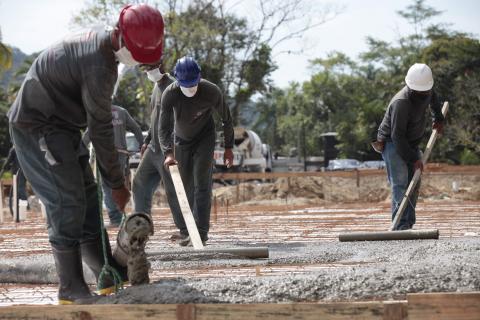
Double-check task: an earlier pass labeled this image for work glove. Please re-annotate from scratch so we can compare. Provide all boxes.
[140,144,148,158]
[111,185,131,212]
[163,152,178,169]
[224,148,234,168]
[414,159,424,173]
[432,121,444,135]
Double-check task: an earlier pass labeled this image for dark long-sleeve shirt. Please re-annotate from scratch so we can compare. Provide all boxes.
[158,79,234,154]
[83,105,143,152]
[377,86,445,163]
[0,147,19,176]
[144,74,175,153]
[7,27,124,188]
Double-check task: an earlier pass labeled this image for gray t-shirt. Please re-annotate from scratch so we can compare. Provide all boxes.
[83,105,143,152]
[159,79,234,154]
[8,27,123,188]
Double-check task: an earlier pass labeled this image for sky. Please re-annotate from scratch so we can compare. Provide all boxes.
[0,0,478,88]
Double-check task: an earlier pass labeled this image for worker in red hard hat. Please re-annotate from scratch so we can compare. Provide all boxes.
[7,3,164,304]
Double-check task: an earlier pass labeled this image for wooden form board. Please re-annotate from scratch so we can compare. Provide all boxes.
[408,292,480,320]
[169,165,204,250]
[0,292,478,320]
[0,301,407,320]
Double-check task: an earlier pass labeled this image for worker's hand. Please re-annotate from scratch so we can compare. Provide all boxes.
[111,185,131,212]
[163,152,177,169]
[433,121,444,135]
[224,148,234,168]
[140,144,148,158]
[414,159,424,173]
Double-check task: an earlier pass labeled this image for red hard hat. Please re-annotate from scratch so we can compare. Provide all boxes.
[118,4,164,64]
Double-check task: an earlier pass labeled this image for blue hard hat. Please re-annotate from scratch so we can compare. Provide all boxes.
[174,56,201,87]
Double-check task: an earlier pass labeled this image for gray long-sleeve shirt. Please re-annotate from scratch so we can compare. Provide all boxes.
[144,74,175,153]
[158,79,234,154]
[377,86,445,163]
[83,105,143,152]
[7,27,124,188]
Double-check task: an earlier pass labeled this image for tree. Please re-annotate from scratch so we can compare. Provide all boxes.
[0,27,13,71]
[71,0,342,125]
[422,35,480,163]
[254,0,479,165]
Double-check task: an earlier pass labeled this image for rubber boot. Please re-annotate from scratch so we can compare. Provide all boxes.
[81,231,128,295]
[51,244,92,305]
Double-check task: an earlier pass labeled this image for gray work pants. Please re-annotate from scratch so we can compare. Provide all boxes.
[132,147,186,234]
[10,125,101,247]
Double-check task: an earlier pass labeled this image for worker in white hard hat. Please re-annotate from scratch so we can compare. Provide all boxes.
[375,63,445,230]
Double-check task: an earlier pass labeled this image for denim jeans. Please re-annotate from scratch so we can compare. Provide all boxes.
[382,141,420,229]
[10,125,101,247]
[101,153,128,224]
[174,127,215,240]
[132,147,186,234]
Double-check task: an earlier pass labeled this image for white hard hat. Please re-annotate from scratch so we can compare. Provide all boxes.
[405,63,434,91]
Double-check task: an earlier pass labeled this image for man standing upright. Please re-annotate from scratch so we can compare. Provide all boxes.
[8,4,165,304]
[159,56,234,245]
[132,62,186,240]
[376,63,445,230]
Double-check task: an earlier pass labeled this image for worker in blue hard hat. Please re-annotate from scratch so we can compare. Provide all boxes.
[159,56,234,246]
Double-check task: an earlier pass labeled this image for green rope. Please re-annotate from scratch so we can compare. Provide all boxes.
[95,160,123,293]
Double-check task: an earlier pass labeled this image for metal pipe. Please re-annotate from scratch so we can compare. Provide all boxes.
[338,229,439,242]
[147,246,269,259]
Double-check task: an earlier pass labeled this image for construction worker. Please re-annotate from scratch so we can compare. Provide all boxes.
[83,105,143,227]
[375,63,445,230]
[7,4,165,304]
[132,62,186,242]
[159,56,234,246]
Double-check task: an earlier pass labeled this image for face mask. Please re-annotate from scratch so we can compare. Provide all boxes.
[146,68,164,82]
[409,89,431,104]
[114,36,139,67]
[180,85,198,97]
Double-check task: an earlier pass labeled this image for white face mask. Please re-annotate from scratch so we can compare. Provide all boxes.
[114,36,139,67]
[180,85,198,97]
[146,68,164,82]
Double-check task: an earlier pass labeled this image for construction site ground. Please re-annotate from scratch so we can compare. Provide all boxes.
[0,165,479,316]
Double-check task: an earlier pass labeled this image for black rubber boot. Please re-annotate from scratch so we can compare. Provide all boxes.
[81,231,128,295]
[51,244,92,305]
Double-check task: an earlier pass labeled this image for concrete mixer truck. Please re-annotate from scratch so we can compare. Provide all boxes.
[214,127,272,172]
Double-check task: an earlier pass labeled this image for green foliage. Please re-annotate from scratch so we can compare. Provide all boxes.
[257,0,479,164]
[459,148,480,165]
[0,27,13,70]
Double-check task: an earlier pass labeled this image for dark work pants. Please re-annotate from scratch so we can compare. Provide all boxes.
[175,127,215,239]
[10,125,101,247]
[132,147,186,234]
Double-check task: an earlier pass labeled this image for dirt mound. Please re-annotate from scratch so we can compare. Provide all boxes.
[212,171,480,206]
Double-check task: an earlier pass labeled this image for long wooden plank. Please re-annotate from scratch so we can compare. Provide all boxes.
[390,102,449,230]
[408,292,480,320]
[169,164,204,250]
[0,302,406,320]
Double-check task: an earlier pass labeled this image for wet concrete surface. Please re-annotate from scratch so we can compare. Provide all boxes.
[0,201,479,305]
